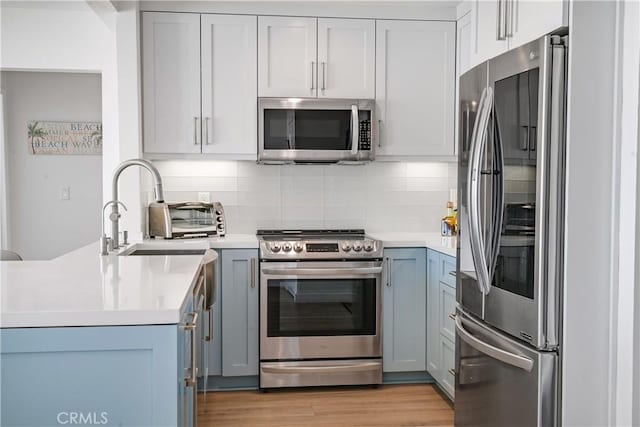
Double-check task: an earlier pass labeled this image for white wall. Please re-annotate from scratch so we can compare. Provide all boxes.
[1,71,102,260]
[143,161,457,234]
[0,1,146,243]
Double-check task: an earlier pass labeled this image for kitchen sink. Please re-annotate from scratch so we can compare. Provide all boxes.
[118,243,218,306]
[122,248,206,256]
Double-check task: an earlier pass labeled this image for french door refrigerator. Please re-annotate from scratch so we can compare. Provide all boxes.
[456,35,568,427]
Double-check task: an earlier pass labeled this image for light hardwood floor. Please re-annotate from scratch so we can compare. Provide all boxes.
[197,384,453,426]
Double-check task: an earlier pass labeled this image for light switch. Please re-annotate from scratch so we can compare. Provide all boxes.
[198,192,211,203]
[60,186,70,200]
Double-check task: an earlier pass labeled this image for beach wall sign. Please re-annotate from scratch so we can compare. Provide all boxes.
[27,121,102,155]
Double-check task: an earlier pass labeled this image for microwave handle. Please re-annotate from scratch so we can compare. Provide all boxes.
[350,105,359,155]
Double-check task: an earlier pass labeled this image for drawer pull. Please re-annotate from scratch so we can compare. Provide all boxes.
[449,313,456,321]
[448,271,457,277]
[448,368,456,376]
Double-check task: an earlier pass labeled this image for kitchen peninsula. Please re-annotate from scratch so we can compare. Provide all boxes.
[0,236,255,426]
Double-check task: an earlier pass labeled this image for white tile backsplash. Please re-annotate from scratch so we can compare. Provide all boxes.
[143,161,457,234]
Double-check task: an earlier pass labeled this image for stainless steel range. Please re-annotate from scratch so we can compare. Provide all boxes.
[257,229,383,389]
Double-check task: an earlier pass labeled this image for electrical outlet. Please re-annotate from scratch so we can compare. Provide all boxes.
[60,186,70,200]
[198,192,211,203]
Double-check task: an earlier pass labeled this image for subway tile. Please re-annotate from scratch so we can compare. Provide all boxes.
[237,161,281,178]
[405,162,449,178]
[406,177,450,192]
[162,176,237,192]
[154,160,238,177]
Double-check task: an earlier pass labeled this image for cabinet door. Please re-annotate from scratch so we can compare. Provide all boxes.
[202,254,222,379]
[221,249,259,377]
[317,18,375,99]
[457,12,473,77]
[426,250,441,378]
[375,20,455,158]
[258,16,317,98]
[440,336,456,399]
[383,248,427,372]
[509,0,567,51]
[142,12,201,154]
[201,15,257,157]
[471,0,508,67]
[439,281,457,342]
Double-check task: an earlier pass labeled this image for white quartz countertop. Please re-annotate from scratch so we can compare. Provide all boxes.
[369,232,457,257]
[1,234,258,328]
[0,242,205,328]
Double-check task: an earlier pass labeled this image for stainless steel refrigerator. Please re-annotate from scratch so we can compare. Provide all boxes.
[455,34,568,427]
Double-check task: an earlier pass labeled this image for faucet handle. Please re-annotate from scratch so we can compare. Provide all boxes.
[100,236,112,255]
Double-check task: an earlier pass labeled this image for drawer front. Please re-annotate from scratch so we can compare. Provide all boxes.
[440,255,456,288]
[439,282,457,342]
[440,336,455,399]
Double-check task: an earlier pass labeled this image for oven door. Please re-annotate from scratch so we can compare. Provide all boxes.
[258,98,374,163]
[260,260,383,360]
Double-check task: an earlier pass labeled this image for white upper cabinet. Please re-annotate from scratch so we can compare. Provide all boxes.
[375,20,455,158]
[142,12,201,154]
[258,16,317,98]
[471,0,508,69]
[201,15,257,156]
[317,18,375,99]
[457,12,473,77]
[142,12,258,157]
[465,0,567,72]
[508,0,567,50]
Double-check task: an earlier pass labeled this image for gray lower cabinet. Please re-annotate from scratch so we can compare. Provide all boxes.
[383,248,427,372]
[221,249,259,376]
[426,248,457,399]
[201,249,259,383]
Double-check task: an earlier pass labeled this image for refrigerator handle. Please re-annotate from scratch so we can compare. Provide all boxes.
[455,315,534,372]
[489,110,505,285]
[544,36,568,348]
[467,86,494,295]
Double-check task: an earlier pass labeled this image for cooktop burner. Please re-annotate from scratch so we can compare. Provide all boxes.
[256,229,382,260]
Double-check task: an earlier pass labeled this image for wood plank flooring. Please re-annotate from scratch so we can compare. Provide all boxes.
[198,384,453,426]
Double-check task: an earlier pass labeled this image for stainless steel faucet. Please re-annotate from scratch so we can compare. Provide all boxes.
[110,159,164,249]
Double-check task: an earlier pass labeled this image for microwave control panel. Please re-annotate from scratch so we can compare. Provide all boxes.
[359,120,371,151]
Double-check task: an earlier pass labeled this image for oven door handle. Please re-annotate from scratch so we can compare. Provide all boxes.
[261,266,383,276]
[261,361,381,374]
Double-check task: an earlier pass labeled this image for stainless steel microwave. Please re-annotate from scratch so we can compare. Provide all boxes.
[258,98,375,164]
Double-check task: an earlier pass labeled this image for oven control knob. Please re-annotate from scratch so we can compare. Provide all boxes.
[353,241,363,252]
[364,241,374,252]
[293,243,304,252]
[341,243,352,252]
[270,243,281,252]
[283,242,293,252]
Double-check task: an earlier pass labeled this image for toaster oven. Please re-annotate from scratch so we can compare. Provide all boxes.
[148,202,226,239]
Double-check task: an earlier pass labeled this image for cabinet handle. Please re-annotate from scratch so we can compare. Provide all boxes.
[205,307,213,342]
[496,0,507,41]
[449,313,457,321]
[193,117,200,145]
[321,61,326,91]
[205,117,210,145]
[181,311,199,387]
[506,0,514,37]
[448,271,457,278]
[250,258,256,288]
[310,61,316,90]
[386,258,392,287]
[448,368,456,376]
[377,120,382,148]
